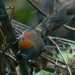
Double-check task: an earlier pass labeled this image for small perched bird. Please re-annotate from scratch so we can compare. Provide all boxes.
[17,4,75,60]
[18,29,45,59]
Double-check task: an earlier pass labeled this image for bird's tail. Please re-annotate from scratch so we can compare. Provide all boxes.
[35,4,75,37]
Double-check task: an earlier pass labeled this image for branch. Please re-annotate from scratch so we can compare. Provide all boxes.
[0,0,18,54]
[6,7,14,10]
[48,36,72,75]
[41,53,67,69]
[64,25,75,31]
[27,0,48,17]
[48,36,75,44]
[6,6,15,20]
[0,1,29,75]
[10,6,15,21]
[57,40,71,46]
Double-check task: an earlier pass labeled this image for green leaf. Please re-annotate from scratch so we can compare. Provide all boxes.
[56,49,73,63]
[35,69,55,75]
[55,49,73,74]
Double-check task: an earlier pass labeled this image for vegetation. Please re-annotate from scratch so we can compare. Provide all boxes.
[0,0,75,75]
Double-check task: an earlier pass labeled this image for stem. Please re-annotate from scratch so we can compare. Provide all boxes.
[41,53,67,69]
[0,0,18,54]
[48,36,72,75]
[64,24,75,31]
[27,0,48,17]
[48,36,75,44]
[0,1,29,75]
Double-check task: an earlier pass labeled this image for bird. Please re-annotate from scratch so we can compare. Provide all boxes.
[18,28,45,59]
[17,4,75,60]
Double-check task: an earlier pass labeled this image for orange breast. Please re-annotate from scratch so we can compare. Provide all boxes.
[19,39,34,51]
[18,31,34,51]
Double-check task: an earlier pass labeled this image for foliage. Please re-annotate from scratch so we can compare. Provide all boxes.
[0,0,75,75]
[35,69,55,75]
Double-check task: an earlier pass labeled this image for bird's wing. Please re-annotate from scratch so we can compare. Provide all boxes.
[36,4,75,37]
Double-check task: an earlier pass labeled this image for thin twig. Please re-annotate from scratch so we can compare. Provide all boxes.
[64,25,75,31]
[41,53,67,69]
[48,36,75,44]
[6,7,14,10]
[11,20,30,29]
[44,46,66,50]
[12,22,27,30]
[48,36,72,75]
[27,0,48,17]
[42,50,69,65]
[13,26,22,33]
[0,44,9,60]
[0,28,5,43]
[57,39,71,45]
[10,6,15,21]
[0,50,17,62]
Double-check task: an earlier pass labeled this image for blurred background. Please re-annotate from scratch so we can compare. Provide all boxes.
[4,0,49,27]
[4,0,46,27]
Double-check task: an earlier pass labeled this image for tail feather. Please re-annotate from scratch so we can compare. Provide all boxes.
[36,4,75,37]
